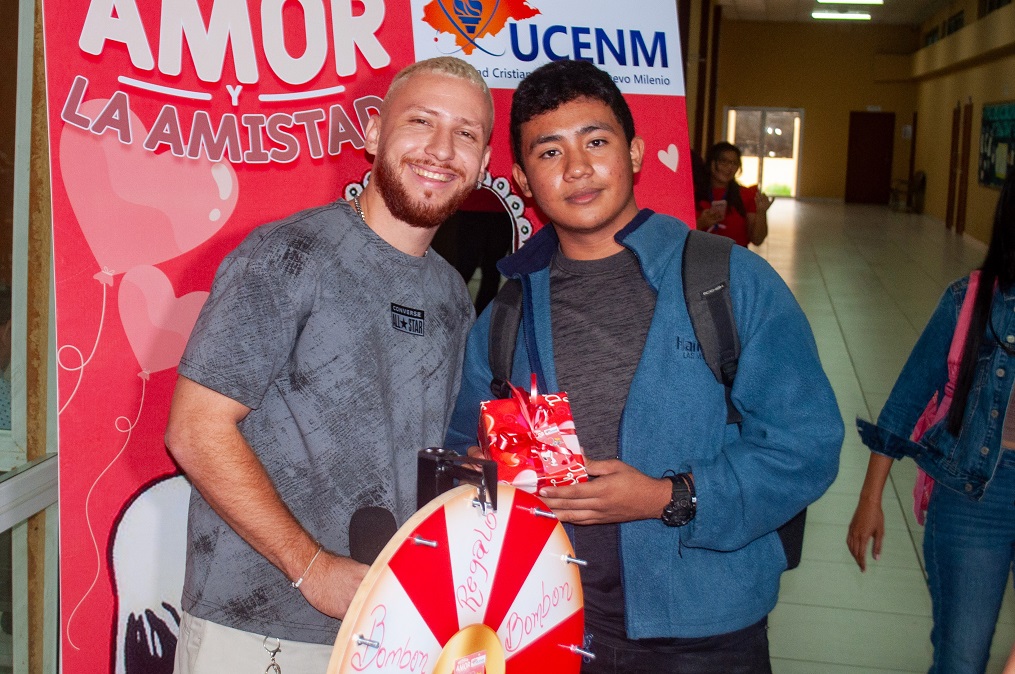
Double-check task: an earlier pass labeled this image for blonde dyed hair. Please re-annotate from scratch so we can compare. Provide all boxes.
[385,57,494,136]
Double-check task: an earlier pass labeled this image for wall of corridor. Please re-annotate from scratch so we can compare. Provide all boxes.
[713,21,919,200]
[911,1,1015,242]
[703,3,1015,246]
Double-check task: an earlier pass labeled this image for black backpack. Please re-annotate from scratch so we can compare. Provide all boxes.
[487,230,805,570]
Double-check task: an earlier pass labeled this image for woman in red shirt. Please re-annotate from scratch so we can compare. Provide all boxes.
[695,142,774,247]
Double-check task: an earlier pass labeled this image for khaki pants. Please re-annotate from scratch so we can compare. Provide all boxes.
[173,611,334,674]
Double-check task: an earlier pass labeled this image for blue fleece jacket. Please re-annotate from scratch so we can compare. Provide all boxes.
[445,210,842,639]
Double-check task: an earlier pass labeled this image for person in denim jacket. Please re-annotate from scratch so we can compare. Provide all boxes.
[849,174,1015,674]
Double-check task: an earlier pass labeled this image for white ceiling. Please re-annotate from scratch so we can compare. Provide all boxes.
[718,0,951,25]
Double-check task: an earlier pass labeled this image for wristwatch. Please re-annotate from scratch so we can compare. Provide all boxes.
[661,473,697,527]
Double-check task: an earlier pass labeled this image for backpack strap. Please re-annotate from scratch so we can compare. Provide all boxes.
[488,279,523,399]
[683,230,808,568]
[682,230,742,425]
[945,270,980,385]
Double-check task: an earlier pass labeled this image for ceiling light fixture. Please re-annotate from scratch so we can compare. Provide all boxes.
[817,0,883,4]
[811,10,872,19]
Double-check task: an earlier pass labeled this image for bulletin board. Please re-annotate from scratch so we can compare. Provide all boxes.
[979,101,1015,188]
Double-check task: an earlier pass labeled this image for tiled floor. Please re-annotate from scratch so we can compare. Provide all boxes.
[753,199,1015,673]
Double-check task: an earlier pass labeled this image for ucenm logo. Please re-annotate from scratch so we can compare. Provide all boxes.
[415,0,680,95]
[421,0,541,56]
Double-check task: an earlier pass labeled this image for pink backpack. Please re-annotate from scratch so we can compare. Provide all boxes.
[909,271,980,525]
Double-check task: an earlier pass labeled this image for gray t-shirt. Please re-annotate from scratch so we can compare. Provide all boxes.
[550,247,656,642]
[177,200,473,643]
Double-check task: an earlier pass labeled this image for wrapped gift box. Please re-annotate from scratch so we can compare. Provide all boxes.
[478,376,588,493]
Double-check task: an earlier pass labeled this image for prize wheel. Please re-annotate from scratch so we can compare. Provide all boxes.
[326,484,586,673]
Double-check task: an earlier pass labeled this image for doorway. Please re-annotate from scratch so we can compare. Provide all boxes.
[430,187,514,315]
[845,111,896,204]
[723,108,803,197]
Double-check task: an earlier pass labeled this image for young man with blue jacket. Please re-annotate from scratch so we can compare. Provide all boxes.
[444,60,843,673]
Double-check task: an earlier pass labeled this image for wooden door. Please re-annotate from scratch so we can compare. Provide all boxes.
[955,100,973,235]
[946,103,960,229]
[845,111,896,204]
[906,111,918,210]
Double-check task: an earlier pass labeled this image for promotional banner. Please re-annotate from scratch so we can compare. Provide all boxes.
[42,1,694,671]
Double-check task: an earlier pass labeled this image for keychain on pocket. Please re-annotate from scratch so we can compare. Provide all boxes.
[263,636,281,674]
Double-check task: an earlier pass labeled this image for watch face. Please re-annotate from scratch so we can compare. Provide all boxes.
[661,476,696,527]
[662,502,694,527]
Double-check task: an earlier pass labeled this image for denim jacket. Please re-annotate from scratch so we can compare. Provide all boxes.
[446,211,843,639]
[857,275,1015,499]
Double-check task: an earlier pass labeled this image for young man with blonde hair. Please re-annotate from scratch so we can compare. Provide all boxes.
[166,56,493,672]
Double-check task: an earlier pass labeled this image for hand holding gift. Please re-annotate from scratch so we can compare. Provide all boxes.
[537,459,677,525]
[478,374,588,493]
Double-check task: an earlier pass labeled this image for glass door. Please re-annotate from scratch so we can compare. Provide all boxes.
[723,108,803,197]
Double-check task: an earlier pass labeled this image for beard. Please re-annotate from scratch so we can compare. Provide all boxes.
[371,156,474,230]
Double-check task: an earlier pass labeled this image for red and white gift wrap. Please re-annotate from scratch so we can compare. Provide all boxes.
[479,377,588,493]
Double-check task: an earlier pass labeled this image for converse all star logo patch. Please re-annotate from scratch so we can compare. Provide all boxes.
[391,303,425,336]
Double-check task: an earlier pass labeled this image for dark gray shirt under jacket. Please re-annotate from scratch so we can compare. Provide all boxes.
[550,247,656,642]
[177,200,473,643]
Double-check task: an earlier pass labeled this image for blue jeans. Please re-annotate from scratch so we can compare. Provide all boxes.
[580,618,771,674]
[924,450,1015,674]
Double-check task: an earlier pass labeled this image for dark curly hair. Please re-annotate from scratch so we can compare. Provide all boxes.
[509,60,636,167]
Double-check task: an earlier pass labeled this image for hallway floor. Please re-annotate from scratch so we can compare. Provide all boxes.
[755,199,1015,673]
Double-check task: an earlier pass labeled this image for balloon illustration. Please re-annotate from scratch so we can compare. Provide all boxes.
[59,99,238,283]
[118,265,208,379]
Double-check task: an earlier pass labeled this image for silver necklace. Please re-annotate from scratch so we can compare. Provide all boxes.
[352,195,367,223]
[354,194,429,257]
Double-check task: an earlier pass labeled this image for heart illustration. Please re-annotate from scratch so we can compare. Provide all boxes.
[118,265,209,376]
[657,144,679,173]
[60,99,239,281]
